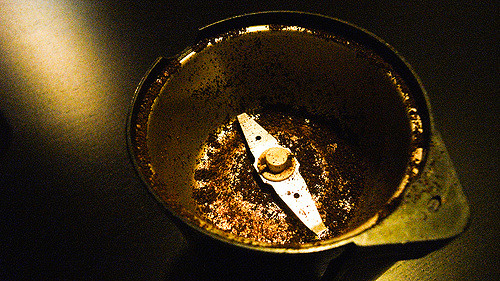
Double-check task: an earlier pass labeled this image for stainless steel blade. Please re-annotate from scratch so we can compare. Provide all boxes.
[237,113,328,236]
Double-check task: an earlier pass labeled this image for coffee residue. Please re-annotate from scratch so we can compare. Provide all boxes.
[192,109,370,244]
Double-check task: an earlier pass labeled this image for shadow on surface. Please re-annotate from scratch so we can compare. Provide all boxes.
[164,229,342,281]
[322,239,451,280]
[164,230,451,281]
[0,110,12,156]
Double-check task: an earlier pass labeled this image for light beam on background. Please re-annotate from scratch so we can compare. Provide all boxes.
[0,0,120,151]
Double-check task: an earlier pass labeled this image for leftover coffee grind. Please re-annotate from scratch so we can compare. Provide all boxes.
[131,24,426,247]
[193,109,370,244]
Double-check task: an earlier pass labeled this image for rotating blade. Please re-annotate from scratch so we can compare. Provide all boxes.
[237,113,328,236]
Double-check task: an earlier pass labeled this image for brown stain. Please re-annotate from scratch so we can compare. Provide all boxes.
[129,23,429,249]
[192,109,370,244]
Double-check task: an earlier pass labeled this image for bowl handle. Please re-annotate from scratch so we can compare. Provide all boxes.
[349,130,470,246]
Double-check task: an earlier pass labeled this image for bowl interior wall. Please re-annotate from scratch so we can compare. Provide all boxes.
[146,29,414,241]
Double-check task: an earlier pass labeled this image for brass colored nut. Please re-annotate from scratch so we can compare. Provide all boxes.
[258,147,296,181]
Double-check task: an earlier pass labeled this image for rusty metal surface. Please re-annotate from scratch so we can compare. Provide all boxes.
[130,17,434,253]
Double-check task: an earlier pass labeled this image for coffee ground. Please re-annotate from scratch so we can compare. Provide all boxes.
[193,109,369,244]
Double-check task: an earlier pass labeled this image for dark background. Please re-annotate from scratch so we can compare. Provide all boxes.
[0,1,497,280]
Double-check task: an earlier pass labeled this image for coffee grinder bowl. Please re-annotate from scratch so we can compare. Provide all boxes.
[127,12,469,255]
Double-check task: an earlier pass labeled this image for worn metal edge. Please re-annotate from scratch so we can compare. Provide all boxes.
[349,130,470,246]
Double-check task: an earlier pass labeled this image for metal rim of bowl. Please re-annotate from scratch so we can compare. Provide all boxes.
[126,11,432,254]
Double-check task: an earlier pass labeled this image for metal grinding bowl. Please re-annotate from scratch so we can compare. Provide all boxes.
[127,12,469,254]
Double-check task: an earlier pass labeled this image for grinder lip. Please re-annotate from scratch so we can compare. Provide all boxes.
[127,11,432,253]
